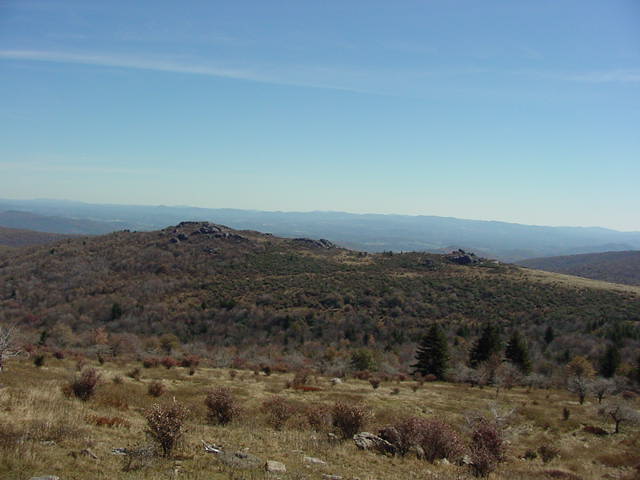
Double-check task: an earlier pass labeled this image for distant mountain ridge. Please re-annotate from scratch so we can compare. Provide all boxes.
[1,198,639,261]
[518,251,640,286]
[0,225,74,247]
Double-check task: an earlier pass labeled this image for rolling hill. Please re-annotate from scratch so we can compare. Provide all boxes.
[0,226,75,248]
[518,250,640,286]
[1,222,638,361]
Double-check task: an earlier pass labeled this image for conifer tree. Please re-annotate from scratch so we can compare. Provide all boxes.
[600,344,621,378]
[470,323,502,367]
[505,331,531,374]
[544,325,555,345]
[412,324,449,380]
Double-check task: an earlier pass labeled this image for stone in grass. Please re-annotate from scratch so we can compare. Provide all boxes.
[322,475,343,480]
[304,456,327,465]
[30,477,60,480]
[265,460,287,473]
[217,451,263,469]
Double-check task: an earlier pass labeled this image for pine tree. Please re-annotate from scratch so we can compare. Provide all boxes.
[544,325,555,345]
[411,324,449,379]
[470,323,502,367]
[505,331,531,374]
[600,344,621,378]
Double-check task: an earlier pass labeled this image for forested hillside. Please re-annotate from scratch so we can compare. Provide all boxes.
[1,222,638,376]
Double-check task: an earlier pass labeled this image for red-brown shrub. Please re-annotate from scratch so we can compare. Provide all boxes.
[145,401,189,457]
[205,387,239,425]
[161,356,178,369]
[142,357,160,368]
[332,401,371,439]
[262,396,298,430]
[148,381,167,398]
[64,368,101,401]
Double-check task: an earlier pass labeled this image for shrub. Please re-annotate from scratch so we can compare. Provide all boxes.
[205,387,239,425]
[33,354,45,367]
[369,378,381,390]
[305,404,332,432]
[523,449,538,460]
[127,367,141,380]
[332,401,370,439]
[562,407,570,421]
[161,356,178,369]
[538,445,560,464]
[53,350,65,360]
[290,369,311,388]
[148,381,167,398]
[142,357,160,368]
[112,375,124,385]
[468,417,505,477]
[64,368,101,401]
[262,396,298,430]
[180,354,200,368]
[145,401,189,457]
[380,417,464,462]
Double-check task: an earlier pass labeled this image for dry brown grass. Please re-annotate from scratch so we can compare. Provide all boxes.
[0,357,637,479]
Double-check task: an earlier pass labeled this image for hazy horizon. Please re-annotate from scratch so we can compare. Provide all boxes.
[1,1,639,230]
[1,196,640,233]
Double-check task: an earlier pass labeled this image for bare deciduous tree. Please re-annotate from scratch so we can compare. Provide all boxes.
[600,401,640,434]
[0,324,25,372]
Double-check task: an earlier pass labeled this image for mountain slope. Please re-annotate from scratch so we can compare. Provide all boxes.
[2,198,640,261]
[1,222,638,352]
[518,250,640,286]
[0,226,74,248]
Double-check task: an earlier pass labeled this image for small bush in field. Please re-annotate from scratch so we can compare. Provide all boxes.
[423,374,437,382]
[188,367,196,376]
[523,449,537,460]
[290,369,311,388]
[391,387,400,395]
[161,356,178,369]
[112,375,124,385]
[180,355,200,368]
[53,350,65,360]
[369,378,381,389]
[34,354,45,367]
[148,381,167,398]
[127,367,141,380]
[538,445,559,463]
[305,404,332,432]
[332,402,370,439]
[228,370,237,380]
[262,396,298,430]
[145,401,189,457]
[142,357,160,368]
[379,417,464,461]
[468,417,505,477]
[562,407,570,421]
[64,368,101,401]
[205,387,239,425]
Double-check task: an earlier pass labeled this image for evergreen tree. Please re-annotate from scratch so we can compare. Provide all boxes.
[599,344,621,378]
[411,324,449,379]
[544,325,555,345]
[505,331,531,374]
[470,323,502,367]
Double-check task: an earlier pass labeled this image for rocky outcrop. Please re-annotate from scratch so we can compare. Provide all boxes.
[353,432,396,455]
[292,238,335,249]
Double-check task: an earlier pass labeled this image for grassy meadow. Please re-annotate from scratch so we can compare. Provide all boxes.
[1,356,638,480]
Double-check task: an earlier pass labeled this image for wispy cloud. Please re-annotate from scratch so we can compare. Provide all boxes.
[0,49,371,93]
[527,69,640,84]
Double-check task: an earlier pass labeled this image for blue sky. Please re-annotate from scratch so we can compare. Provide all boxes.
[1,0,639,230]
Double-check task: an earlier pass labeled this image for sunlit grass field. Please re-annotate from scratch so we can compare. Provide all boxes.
[0,356,638,480]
